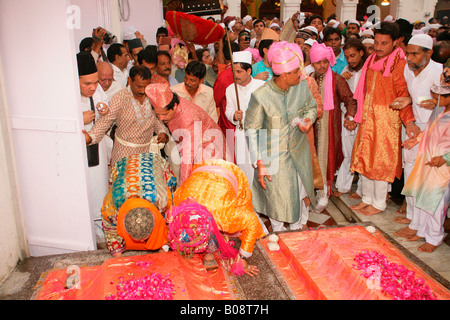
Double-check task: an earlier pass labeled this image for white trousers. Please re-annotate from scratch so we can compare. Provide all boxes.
[409,185,450,246]
[269,175,309,232]
[335,128,357,194]
[361,175,389,211]
[402,122,427,220]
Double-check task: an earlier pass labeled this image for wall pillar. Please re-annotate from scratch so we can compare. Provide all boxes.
[281,0,301,23]
[336,0,358,22]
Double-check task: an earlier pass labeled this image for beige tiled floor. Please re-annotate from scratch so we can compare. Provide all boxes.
[339,193,450,283]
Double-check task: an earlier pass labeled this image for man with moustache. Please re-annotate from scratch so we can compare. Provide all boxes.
[392,34,443,234]
[107,43,131,88]
[351,22,420,216]
[84,65,169,169]
[171,60,218,123]
[152,50,178,86]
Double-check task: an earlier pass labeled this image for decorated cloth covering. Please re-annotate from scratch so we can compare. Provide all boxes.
[102,152,177,256]
[165,11,224,45]
[170,159,266,257]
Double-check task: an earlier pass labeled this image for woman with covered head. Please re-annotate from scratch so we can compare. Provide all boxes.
[167,159,266,276]
[245,41,318,232]
[309,42,358,212]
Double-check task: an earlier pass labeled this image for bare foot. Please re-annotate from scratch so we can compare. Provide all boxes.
[333,191,343,197]
[303,197,311,207]
[394,226,416,238]
[359,205,383,216]
[406,234,424,242]
[393,217,411,224]
[396,200,407,215]
[349,192,362,199]
[350,201,369,211]
[418,243,439,253]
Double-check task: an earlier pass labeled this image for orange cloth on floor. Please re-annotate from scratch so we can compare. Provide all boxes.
[117,198,168,251]
[172,159,266,255]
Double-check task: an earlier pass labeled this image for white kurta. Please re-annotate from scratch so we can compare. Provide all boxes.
[335,66,362,194]
[403,59,443,220]
[225,78,265,184]
[81,85,113,243]
[111,63,129,88]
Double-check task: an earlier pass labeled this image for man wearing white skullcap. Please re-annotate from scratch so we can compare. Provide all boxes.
[360,29,374,41]
[225,51,265,195]
[346,19,361,38]
[391,33,443,227]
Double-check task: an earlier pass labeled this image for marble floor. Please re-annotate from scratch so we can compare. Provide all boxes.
[1,184,448,300]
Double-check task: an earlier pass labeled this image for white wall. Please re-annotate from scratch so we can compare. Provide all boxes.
[0,0,166,263]
[0,0,96,256]
[0,55,28,284]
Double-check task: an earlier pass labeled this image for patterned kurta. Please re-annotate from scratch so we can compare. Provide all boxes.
[101,152,176,255]
[88,87,169,168]
[350,57,415,182]
[402,107,450,215]
[166,97,231,184]
[245,79,318,223]
[313,71,357,192]
[172,159,266,257]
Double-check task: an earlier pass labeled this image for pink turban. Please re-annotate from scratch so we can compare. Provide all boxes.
[267,41,306,77]
[310,42,337,111]
[145,83,174,109]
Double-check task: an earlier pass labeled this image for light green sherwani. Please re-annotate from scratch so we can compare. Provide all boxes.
[245,79,318,224]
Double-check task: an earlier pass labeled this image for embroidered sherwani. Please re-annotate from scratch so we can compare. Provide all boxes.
[87,87,169,169]
[350,57,415,183]
[245,79,318,224]
[313,71,357,194]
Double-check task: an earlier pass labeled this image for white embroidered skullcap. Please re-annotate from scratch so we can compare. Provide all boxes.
[408,34,434,50]
[304,26,318,35]
[304,38,316,47]
[361,29,374,37]
[347,19,360,27]
[431,79,450,95]
[228,20,236,31]
[233,51,252,64]
[362,39,374,45]
[242,15,252,25]
[429,23,442,30]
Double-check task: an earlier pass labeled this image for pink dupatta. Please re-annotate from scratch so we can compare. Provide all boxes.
[353,47,405,123]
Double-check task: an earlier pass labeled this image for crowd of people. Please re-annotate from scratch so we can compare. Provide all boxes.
[75,9,449,270]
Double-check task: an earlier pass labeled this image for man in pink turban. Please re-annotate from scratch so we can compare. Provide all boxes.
[309,41,358,212]
[245,41,318,232]
[145,83,232,184]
